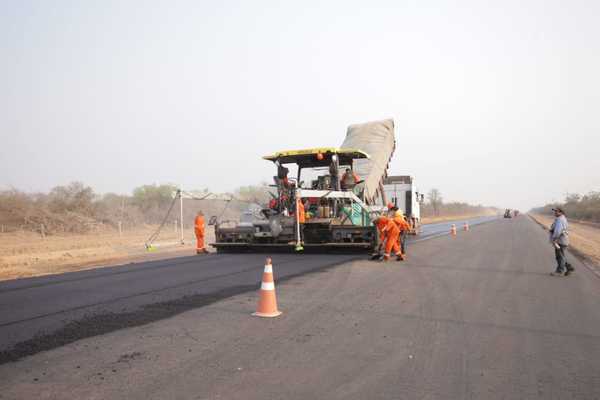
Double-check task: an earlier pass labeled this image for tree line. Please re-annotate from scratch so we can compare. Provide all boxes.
[0,183,496,235]
[421,188,496,218]
[0,182,264,235]
[532,191,600,222]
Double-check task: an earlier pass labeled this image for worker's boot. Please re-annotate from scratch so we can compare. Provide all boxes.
[396,254,405,261]
[381,254,390,262]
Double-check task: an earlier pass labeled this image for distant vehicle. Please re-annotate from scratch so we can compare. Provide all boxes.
[504,209,512,218]
[382,175,424,234]
[514,210,519,217]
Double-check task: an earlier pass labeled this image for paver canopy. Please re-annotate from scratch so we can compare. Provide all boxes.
[341,119,396,204]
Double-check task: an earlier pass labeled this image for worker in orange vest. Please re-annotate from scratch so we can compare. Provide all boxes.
[382,217,402,261]
[371,215,390,260]
[371,215,402,262]
[391,207,410,260]
[194,211,208,254]
[296,193,306,243]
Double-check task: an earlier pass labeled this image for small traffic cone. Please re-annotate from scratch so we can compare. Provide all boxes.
[450,224,457,236]
[463,222,469,231]
[252,258,282,318]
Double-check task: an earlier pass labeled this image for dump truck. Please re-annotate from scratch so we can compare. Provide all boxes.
[382,175,424,234]
[210,119,396,253]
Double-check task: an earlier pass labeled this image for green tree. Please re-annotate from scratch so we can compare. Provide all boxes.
[132,184,178,214]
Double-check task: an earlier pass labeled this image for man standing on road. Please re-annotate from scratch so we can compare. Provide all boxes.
[194,211,208,255]
[549,207,574,276]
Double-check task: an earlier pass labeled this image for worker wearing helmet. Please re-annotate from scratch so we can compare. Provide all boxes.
[194,211,208,254]
[391,208,411,260]
[371,214,402,261]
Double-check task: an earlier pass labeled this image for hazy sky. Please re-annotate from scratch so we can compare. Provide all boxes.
[1,0,599,211]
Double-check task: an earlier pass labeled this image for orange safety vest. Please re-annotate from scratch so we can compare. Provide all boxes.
[297,200,306,223]
[194,215,205,236]
[393,215,410,232]
[376,216,390,242]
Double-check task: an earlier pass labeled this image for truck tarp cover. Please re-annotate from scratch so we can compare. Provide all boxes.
[341,119,396,204]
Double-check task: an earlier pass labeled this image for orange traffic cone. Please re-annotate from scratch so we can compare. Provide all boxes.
[463,222,469,231]
[450,224,457,236]
[252,258,282,318]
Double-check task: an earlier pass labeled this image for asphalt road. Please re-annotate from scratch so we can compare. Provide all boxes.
[0,253,359,359]
[0,216,492,358]
[417,215,498,241]
[1,216,599,399]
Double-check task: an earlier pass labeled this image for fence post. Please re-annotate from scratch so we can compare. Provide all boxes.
[118,221,122,237]
[40,223,45,239]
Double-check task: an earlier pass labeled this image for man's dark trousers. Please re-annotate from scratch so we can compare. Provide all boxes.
[555,244,573,273]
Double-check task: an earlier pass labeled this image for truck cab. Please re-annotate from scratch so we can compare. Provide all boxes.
[382,175,424,234]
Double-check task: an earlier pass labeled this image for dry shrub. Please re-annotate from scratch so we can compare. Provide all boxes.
[0,182,256,235]
[533,192,600,222]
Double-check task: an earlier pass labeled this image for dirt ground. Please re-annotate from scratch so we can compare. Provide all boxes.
[0,226,214,281]
[529,213,600,270]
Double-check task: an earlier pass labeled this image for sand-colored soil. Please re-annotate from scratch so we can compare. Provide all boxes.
[529,213,600,270]
[0,226,215,281]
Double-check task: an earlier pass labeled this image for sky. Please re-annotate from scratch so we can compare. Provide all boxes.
[1,0,599,211]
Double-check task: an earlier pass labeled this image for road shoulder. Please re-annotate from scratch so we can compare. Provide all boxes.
[529,213,600,277]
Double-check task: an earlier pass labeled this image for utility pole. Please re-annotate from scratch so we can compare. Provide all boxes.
[179,190,184,245]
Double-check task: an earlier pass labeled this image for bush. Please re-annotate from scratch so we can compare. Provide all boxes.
[533,191,600,222]
[0,181,274,235]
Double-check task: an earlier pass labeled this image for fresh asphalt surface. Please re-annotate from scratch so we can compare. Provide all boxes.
[1,215,599,399]
[0,216,495,358]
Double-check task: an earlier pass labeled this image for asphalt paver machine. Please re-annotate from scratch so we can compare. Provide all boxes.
[211,119,396,253]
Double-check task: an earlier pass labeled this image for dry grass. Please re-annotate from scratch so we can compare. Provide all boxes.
[0,226,216,281]
[529,213,600,269]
